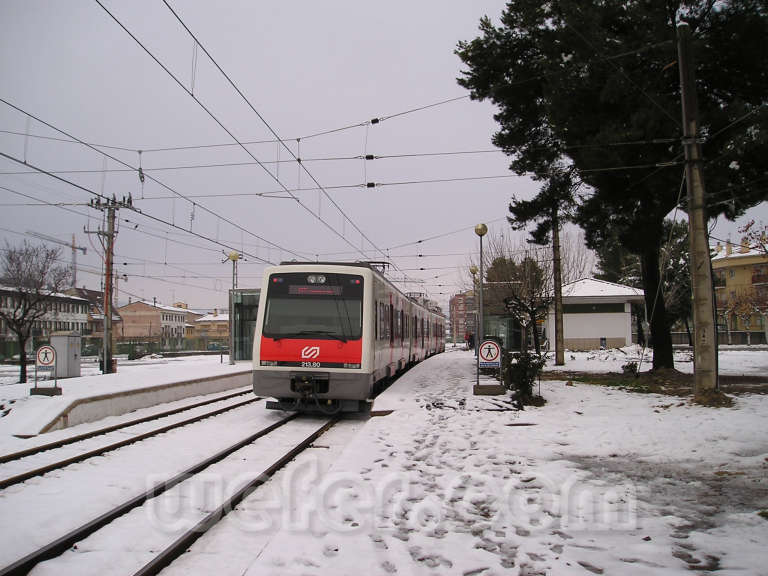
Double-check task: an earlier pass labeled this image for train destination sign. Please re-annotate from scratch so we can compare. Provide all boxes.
[479,340,501,368]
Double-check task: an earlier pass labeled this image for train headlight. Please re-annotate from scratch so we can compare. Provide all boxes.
[307,274,326,284]
[260,360,278,366]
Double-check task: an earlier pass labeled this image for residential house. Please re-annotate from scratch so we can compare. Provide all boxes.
[192,309,229,349]
[117,300,189,349]
[712,239,768,345]
[64,287,122,338]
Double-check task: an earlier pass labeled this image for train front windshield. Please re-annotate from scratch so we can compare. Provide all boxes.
[262,272,363,341]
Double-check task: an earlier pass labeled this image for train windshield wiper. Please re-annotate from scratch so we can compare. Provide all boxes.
[274,330,348,343]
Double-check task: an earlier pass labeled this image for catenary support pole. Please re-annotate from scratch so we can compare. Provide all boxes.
[103,203,115,374]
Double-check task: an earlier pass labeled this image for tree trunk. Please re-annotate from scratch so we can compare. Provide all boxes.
[636,306,646,347]
[640,243,674,369]
[552,207,565,365]
[530,318,541,354]
[17,333,28,384]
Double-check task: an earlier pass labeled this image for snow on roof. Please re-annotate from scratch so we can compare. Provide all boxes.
[711,245,766,261]
[562,278,644,299]
[134,300,194,314]
[195,313,229,323]
[0,285,88,301]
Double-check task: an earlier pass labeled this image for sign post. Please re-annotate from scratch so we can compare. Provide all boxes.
[479,340,501,369]
[31,345,61,396]
[473,339,506,396]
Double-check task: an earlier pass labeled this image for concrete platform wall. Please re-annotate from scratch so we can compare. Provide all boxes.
[40,370,251,433]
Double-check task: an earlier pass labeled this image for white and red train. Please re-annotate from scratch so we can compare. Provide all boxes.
[252,262,445,412]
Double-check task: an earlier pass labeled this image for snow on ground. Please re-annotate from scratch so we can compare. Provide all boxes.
[0,347,766,575]
[0,355,247,442]
[542,344,768,376]
[241,348,768,576]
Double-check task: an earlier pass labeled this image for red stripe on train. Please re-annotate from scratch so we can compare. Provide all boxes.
[260,337,362,364]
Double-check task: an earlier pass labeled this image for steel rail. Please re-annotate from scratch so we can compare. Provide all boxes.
[0,387,255,464]
[0,395,263,491]
[0,413,298,576]
[133,416,339,576]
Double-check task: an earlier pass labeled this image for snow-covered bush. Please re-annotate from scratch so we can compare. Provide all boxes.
[503,351,546,405]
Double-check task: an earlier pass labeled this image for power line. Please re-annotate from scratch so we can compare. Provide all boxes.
[0,137,687,177]
[0,183,93,220]
[0,148,276,265]
[95,1,387,271]
[564,18,679,127]
[0,96,302,262]
[159,1,405,276]
[376,95,469,122]
[0,92,472,154]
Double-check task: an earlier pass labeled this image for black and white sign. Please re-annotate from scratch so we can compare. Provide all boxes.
[479,340,501,368]
[36,345,56,369]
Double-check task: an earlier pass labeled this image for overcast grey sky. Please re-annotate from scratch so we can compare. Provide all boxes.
[1,1,764,313]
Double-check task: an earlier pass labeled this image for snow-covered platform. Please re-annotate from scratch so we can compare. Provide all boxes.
[0,356,251,438]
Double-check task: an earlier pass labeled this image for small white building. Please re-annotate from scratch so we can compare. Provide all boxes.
[545,278,645,350]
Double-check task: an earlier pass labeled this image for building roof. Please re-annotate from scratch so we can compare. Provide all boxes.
[0,285,88,301]
[711,245,766,261]
[196,313,229,323]
[121,300,193,314]
[562,278,644,299]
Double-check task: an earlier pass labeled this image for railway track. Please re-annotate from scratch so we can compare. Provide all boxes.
[0,389,262,490]
[0,413,338,576]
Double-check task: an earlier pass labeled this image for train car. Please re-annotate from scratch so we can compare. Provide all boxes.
[252,262,445,413]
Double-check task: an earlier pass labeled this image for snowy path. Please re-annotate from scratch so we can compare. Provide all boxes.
[242,350,768,576]
[1,349,766,575]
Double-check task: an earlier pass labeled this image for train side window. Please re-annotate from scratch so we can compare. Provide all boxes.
[389,304,394,344]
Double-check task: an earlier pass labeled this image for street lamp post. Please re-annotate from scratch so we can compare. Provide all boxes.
[474,223,488,387]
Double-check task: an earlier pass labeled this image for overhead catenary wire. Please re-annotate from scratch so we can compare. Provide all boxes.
[114,3,380,263]
[0,138,686,177]
[95,1,396,276]
[158,2,425,283]
[0,148,275,266]
[0,96,303,263]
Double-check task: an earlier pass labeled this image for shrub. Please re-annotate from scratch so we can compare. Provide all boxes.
[621,361,638,375]
[503,351,547,406]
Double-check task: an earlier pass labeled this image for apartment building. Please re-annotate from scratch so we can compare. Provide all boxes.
[712,239,768,344]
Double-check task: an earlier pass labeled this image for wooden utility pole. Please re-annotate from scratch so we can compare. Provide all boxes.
[677,22,718,397]
[552,207,564,365]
